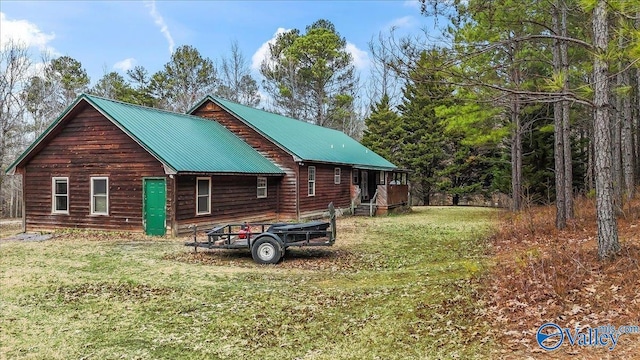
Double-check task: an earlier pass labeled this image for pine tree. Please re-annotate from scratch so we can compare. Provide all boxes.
[397,51,450,205]
[361,94,402,164]
[437,133,498,205]
[260,19,357,132]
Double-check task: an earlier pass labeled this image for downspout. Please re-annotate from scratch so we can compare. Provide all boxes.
[21,171,26,233]
[170,175,178,237]
[276,176,281,221]
[295,161,300,221]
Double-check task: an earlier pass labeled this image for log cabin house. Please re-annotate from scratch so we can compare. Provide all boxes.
[6,94,408,236]
[188,96,409,218]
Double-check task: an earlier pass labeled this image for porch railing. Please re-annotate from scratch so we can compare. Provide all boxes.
[351,187,361,215]
[369,189,378,217]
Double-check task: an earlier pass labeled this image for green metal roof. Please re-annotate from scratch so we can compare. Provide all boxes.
[191,96,398,170]
[7,94,284,175]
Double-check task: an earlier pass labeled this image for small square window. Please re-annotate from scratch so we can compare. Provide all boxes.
[257,177,267,198]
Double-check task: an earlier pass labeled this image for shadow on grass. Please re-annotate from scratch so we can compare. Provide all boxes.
[167,247,364,271]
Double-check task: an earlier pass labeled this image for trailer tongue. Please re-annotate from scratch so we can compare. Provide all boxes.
[185,203,336,264]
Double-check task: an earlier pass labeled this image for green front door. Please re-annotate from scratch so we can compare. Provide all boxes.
[143,178,166,236]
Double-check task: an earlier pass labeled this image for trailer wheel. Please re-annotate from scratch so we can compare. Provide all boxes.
[252,237,282,264]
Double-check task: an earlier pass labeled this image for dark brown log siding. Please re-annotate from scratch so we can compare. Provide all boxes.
[387,185,409,206]
[299,164,351,214]
[23,105,171,232]
[192,102,298,217]
[176,175,279,230]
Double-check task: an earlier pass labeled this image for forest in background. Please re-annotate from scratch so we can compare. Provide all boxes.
[1,0,639,259]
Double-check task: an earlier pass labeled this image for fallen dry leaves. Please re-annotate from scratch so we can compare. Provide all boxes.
[485,194,640,359]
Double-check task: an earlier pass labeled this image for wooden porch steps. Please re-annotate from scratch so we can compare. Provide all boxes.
[353,202,376,217]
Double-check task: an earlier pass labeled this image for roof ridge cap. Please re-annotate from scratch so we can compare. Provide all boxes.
[83,93,213,122]
[211,96,354,136]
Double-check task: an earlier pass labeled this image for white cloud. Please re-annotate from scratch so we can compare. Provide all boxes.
[144,1,175,54]
[403,0,420,9]
[346,42,369,70]
[251,27,290,72]
[387,16,415,30]
[0,12,56,52]
[113,58,136,72]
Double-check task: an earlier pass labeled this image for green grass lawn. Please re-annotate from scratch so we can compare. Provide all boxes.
[0,207,497,359]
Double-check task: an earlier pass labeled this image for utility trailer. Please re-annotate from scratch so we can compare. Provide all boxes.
[185,203,336,264]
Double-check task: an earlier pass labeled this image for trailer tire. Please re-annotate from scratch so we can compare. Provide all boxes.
[252,237,283,264]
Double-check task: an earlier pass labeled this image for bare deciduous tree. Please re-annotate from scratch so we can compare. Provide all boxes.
[217,41,260,107]
[0,41,30,217]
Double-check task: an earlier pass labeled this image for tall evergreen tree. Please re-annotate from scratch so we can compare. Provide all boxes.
[49,56,90,105]
[23,55,90,136]
[436,87,511,201]
[126,66,157,107]
[90,72,137,103]
[361,94,402,164]
[397,50,450,205]
[437,132,499,205]
[150,45,217,112]
[260,19,358,133]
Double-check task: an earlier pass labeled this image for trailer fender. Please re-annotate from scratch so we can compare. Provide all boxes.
[250,233,283,249]
[251,234,285,264]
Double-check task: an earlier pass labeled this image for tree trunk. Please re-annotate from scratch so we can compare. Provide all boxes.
[617,30,635,202]
[593,0,620,259]
[511,98,523,211]
[636,12,640,183]
[421,179,430,206]
[560,1,573,220]
[553,90,566,227]
[553,1,566,229]
[610,26,623,210]
[9,185,15,218]
[612,79,623,211]
[584,126,595,192]
[637,69,640,183]
[621,67,635,200]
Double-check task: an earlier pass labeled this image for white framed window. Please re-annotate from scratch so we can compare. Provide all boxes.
[334,168,341,184]
[352,169,359,185]
[91,177,109,215]
[196,177,211,215]
[376,171,386,185]
[308,166,316,196]
[257,177,267,198]
[52,177,69,214]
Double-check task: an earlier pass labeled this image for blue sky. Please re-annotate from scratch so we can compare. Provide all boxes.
[1,1,434,90]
